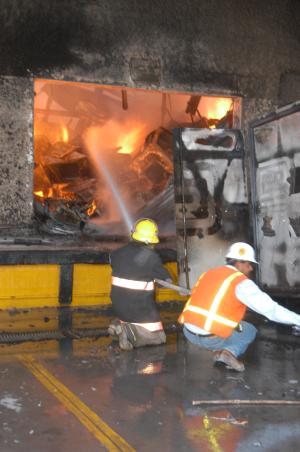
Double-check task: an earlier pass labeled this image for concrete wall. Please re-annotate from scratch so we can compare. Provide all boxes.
[0,77,33,226]
[0,0,300,228]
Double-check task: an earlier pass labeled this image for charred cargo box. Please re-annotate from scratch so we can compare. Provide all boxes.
[250,101,300,296]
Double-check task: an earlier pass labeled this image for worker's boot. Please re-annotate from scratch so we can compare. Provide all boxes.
[213,349,245,372]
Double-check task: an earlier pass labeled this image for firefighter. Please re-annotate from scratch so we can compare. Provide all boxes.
[108,218,172,350]
[179,242,300,371]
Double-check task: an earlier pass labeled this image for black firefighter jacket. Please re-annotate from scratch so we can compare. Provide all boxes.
[110,241,171,323]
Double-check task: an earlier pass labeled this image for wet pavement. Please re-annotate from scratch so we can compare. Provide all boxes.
[1,317,300,451]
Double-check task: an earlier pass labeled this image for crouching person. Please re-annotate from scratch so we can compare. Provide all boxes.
[179,242,300,371]
[108,218,172,350]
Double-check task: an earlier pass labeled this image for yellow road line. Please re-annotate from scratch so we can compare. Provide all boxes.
[203,415,224,452]
[18,354,135,452]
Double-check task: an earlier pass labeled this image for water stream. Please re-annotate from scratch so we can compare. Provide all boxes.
[94,154,133,235]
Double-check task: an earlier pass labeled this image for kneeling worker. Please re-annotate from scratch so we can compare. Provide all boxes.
[108,218,172,350]
[179,242,300,371]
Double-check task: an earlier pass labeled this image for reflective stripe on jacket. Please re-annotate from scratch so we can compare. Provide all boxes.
[123,321,163,331]
[178,266,248,338]
[112,276,154,291]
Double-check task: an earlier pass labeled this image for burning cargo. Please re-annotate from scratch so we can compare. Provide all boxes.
[33,80,239,242]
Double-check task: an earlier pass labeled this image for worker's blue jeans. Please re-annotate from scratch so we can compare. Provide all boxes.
[183,321,257,357]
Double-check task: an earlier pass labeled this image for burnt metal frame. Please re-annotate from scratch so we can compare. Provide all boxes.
[0,249,111,265]
[249,100,300,297]
[173,130,191,289]
[0,246,175,265]
[173,128,245,289]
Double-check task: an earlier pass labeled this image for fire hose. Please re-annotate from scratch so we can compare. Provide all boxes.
[155,278,191,296]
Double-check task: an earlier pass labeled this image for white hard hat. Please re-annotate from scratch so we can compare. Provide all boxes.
[226,242,258,264]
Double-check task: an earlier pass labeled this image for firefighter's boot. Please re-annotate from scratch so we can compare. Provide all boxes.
[108,319,122,339]
[118,323,134,351]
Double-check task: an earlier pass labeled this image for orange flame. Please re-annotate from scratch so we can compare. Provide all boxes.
[33,187,54,200]
[87,200,97,216]
[34,122,69,145]
[206,98,232,120]
[34,190,44,198]
[61,125,69,143]
[84,120,146,158]
[117,125,145,154]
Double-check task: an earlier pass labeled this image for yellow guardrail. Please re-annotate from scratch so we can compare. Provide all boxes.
[0,262,186,309]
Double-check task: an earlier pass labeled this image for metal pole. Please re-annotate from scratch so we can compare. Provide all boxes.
[192,399,300,406]
[178,130,190,290]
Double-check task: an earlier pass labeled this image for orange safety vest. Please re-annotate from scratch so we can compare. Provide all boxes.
[178,266,247,338]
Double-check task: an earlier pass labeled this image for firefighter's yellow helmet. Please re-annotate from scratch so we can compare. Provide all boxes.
[131,218,159,244]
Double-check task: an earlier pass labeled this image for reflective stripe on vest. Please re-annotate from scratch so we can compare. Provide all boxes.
[112,276,154,291]
[183,305,237,328]
[182,271,243,330]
